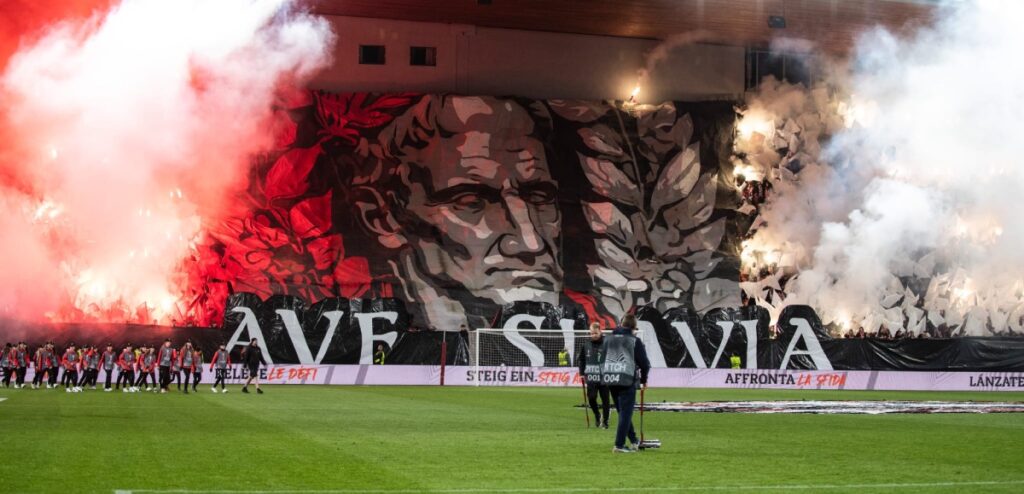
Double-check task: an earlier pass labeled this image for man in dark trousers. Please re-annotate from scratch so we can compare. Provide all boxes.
[191,347,203,392]
[79,346,100,389]
[101,344,117,391]
[117,344,137,392]
[601,314,651,453]
[0,343,12,388]
[240,338,264,394]
[178,341,195,394]
[32,344,46,389]
[578,322,611,429]
[157,339,176,394]
[45,342,60,389]
[209,344,231,393]
[61,343,81,392]
[136,346,157,392]
[13,342,29,389]
[32,343,57,389]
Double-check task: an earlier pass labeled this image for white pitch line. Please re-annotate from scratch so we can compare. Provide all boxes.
[114,479,1024,494]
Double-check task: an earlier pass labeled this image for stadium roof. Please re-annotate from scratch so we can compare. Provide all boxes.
[310,0,937,53]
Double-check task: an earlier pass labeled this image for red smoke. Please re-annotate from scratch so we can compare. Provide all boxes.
[0,0,115,68]
[0,0,114,192]
[0,0,334,326]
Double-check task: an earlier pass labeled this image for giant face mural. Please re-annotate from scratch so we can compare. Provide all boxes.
[11,91,1020,371]
[352,96,564,329]
[185,91,740,332]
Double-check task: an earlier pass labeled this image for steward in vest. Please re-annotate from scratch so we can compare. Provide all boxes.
[730,354,741,369]
[33,343,54,388]
[136,347,157,391]
[373,344,386,365]
[117,345,137,392]
[77,347,90,388]
[578,322,611,429]
[157,340,176,394]
[210,344,231,393]
[44,342,59,388]
[61,344,81,392]
[1,343,13,388]
[599,314,651,453]
[558,348,570,367]
[80,347,100,389]
[190,349,203,392]
[171,350,182,391]
[13,342,29,388]
[32,346,45,389]
[101,345,117,391]
[178,342,196,394]
[33,344,56,389]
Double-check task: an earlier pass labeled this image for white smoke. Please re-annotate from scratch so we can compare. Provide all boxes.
[738,1,1024,335]
[0,0,334,323]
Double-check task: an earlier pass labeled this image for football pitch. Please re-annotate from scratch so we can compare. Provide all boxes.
[1,386,1023,494]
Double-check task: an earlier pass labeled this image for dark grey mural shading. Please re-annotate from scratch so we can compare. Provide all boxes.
[187,92,743,331]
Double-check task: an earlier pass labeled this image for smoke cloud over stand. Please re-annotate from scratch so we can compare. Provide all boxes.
[0,0,335,325]
[735,1,1024,336]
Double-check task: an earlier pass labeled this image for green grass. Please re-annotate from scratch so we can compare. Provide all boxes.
[1,386,1024,493]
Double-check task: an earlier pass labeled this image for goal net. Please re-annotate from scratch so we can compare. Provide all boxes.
[467,328,657,386]
[470,328,593,370]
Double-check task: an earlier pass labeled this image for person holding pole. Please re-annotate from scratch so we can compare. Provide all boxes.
[579,322,611,429]
[600,314,651,453]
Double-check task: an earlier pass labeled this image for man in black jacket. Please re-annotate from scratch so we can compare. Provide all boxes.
[601,314,651,453]
[578,322,610,429]
[241,338,264,394]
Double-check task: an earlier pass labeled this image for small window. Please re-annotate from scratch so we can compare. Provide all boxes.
[745,48,813,89]
[410,46,437,67]
[359,45,386,65]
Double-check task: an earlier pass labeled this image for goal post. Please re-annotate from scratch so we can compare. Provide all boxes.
[470,328,599,386]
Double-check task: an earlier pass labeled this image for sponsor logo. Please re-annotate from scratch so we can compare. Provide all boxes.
[969,375,1024,388]
[465,369,537,383]
[464,368,582,385]
[724,371,848,388]
[223,366,321,381]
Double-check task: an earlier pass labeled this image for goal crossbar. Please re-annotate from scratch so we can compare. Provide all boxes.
[470,328,612,386]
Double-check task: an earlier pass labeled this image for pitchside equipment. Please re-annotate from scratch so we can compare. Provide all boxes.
[581,380,590,428]
[637,386,661,450]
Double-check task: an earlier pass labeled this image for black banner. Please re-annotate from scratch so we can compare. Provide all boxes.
[6,296,1024,371]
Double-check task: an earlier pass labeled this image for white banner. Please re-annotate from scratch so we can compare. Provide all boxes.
[19,366,1024,391]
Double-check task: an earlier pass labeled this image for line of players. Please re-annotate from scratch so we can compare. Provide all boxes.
[1,340,232,394]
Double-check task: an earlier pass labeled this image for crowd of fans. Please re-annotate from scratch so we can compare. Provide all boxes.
[840,325,1024,339]
[841,326,923,339]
